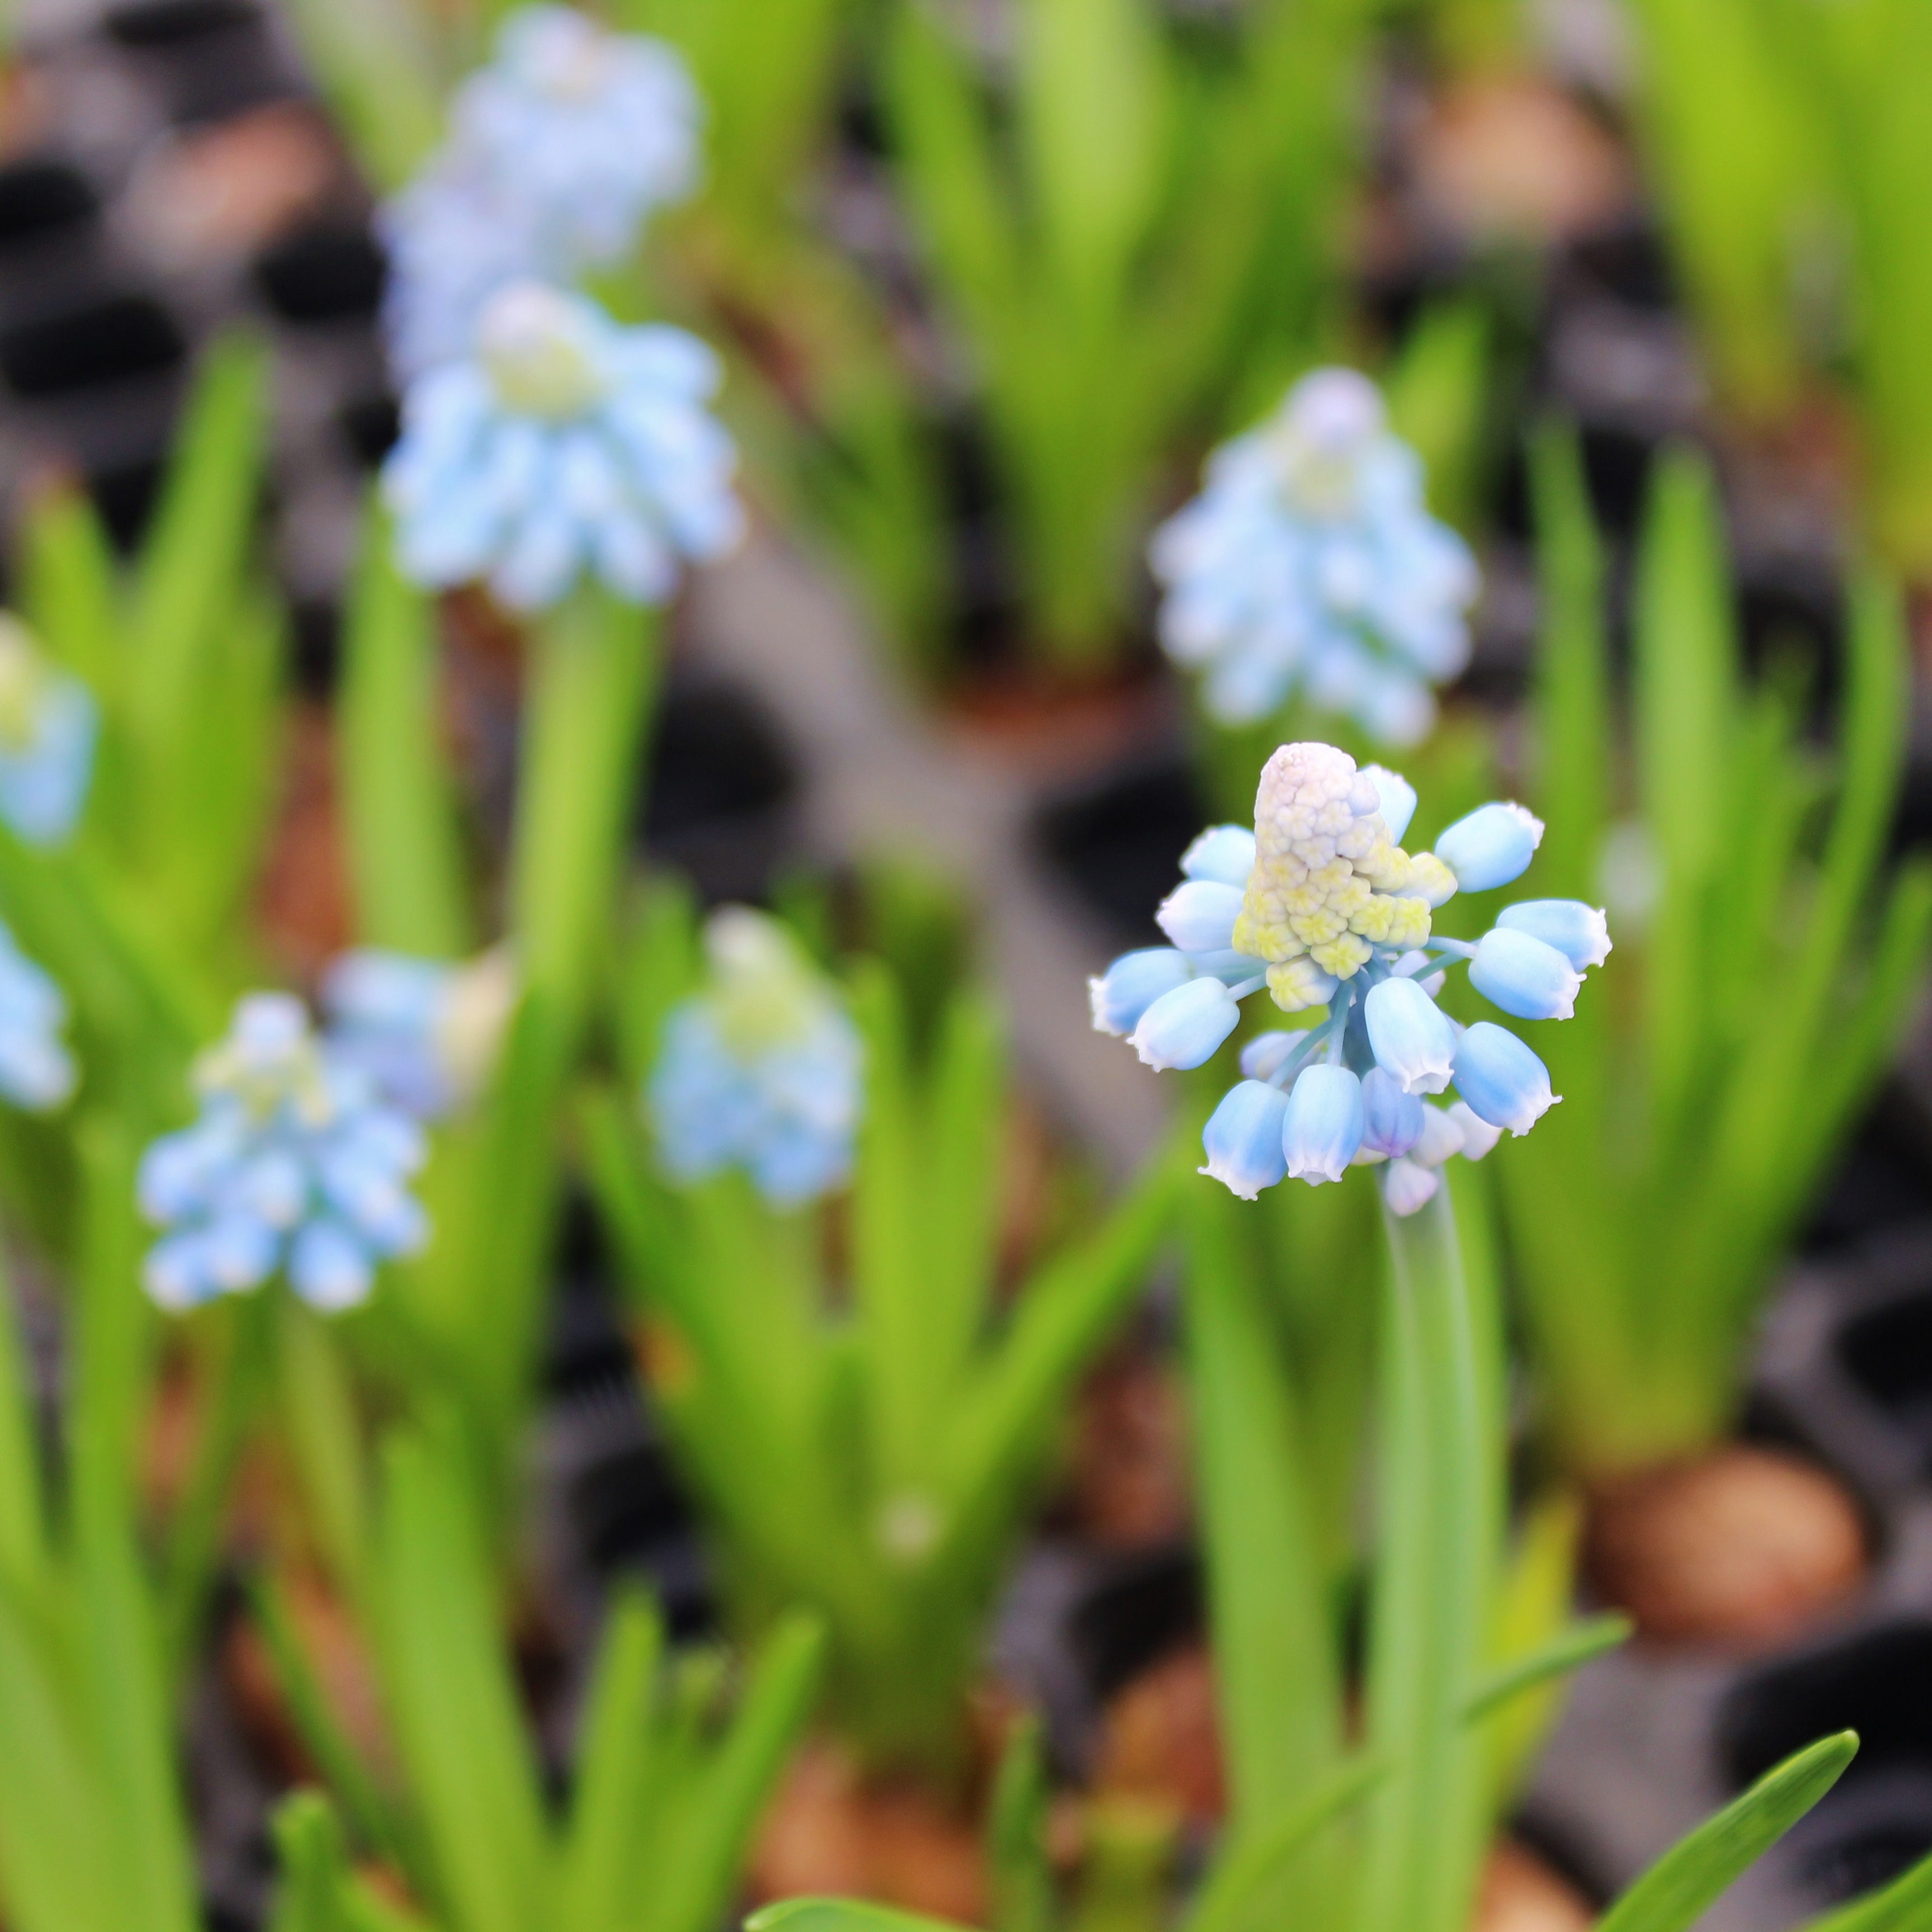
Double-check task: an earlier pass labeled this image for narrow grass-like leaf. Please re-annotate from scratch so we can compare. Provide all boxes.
[248,1576,413,1881]
[556,1589,664,1932]
[650,1611,825,1932]
[986,1716,1054,1932]
[1463,1615,1631,1724]
[749,1905,966,1932]
[1185,1753,1386,1932]
[1799,1839,1932,1932]
[375,1429,550,1932]
[1598,1732,1859,1932]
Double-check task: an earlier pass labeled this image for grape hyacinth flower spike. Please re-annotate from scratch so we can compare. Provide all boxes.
[138,994,429,1313]
[321,946,517,1120]
[0,613,97,847]
[1091,741,1608,1213]
[648,908,863,1207]
[1150,369,1478,744]
[383,280,744,611]
[0,918,76,1111]
[451,5,701,265]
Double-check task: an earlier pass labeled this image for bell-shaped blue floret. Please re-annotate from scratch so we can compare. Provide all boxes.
[1199,1080,1291,1198]
[1470,927,1583,1021]
[1156,879,1244,955]
[1361,764,1418,844]
[1359,1065,1424,1159]
[1496,899,1611,970]
[1452,1022,1557,1135]
[1382,1155,1439,1216]
[1364,974,1456,1094]
[1089,948,1193,1036]
[1130,977,1241,1071]
[1282,1064,1364,1184]
[1180,825,1257,888]
[1434,801,1544,892]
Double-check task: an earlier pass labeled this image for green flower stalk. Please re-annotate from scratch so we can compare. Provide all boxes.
[1504,430,1932,1475]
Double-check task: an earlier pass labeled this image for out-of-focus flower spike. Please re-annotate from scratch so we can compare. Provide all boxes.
[384,281,742,611]
[1498,899,1612,971]
[646,908,862,1207]
[137,994,430,1314]
[1199,1081,1291,1198]
[1434,801,1544,892]
[0,614,97,848]
[1151,370,1477,742]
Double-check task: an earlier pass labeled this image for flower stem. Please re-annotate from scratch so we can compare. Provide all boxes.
[1358,1179,1500,1932]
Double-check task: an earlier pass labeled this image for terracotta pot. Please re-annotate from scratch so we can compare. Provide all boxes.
[1473,1841,1595,1932]
[1585,1444,1869,1648]
[750,1736,988,1922]
[1092,1642,1225,1829]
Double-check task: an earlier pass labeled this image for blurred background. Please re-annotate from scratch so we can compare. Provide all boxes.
[3,0,1932,1927]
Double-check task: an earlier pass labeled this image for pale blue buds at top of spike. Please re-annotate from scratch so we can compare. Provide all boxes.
[321,947,517,1120]
[377,161,564,384]
[383,281,744,611]
[0,614,97,847]
[1090,741,1606,1212]
[0,918,77,1111]
[376,7,700,386]
[137,994,430,1315]
[1149,369,1478,745]
[648,908,863,1207]
[452,6,701,265]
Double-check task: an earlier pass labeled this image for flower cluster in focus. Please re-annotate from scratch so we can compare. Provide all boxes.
[648,908,863,1207]
[1151,370,1478,745]
[138,995,429,1313]
[378,9,741,610]
[1092,741,1608,1213]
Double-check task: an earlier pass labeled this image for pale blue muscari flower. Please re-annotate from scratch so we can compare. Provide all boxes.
[1433,800,1544,892]
[321,947,517,1120]
[0,918,76,1111]
[648,908,862,1207]
[1497,899,1611,969]
[377,160,564,384]
[0,615,96,848]
[138,994,429,1314]
[1093,741,1608,1213]
[1150,369,1479,745]
[1200,1079,1289,1199]
[384,280,744,611]
[451,6,701,266]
